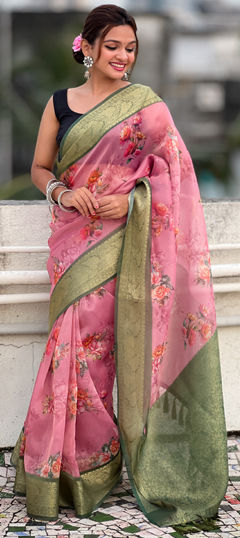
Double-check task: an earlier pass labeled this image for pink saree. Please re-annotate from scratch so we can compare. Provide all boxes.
[12,83,228,526]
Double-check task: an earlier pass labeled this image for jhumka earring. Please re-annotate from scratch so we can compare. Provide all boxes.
[122,71,129,81]
[83,56,94,79]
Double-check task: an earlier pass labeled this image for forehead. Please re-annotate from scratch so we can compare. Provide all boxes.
[103,24,136,43]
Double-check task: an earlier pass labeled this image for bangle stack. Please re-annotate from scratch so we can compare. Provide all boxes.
[58,189,75,213]
[46,178,75,213]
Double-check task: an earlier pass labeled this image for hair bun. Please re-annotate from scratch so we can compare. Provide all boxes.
[72,49,84,64]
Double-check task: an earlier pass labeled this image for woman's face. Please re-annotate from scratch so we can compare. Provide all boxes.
[90,25,137,80]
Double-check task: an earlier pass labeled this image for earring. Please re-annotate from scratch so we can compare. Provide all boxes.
[122,71,129,81]
[83,56,94,79]
[83,56,94,68]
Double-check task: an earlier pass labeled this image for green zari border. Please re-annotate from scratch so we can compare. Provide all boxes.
[11,430,122,521]
[55,84,162,177]
[49,224,125,332]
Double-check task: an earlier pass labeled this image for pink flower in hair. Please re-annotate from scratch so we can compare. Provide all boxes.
[72,34,83,52]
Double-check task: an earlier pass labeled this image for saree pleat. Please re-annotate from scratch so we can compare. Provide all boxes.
[12,83,228,525]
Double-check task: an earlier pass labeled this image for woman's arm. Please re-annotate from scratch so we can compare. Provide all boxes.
[31,97,98,216]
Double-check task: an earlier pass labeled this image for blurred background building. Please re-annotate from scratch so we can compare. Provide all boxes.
[1,0,240,199]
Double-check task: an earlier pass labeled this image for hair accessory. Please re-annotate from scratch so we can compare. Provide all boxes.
[72,34,83,52]
[58,190,75,212]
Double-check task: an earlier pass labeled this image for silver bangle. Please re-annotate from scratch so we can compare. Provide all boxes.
[46,181,65,205]
[57,189,75,213]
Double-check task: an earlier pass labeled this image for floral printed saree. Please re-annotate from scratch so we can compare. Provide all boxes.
[12,83,228,526]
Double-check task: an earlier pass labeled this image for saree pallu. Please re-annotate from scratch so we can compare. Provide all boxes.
[12,83,228,526]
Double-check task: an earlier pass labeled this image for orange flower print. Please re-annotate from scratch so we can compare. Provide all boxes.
[51,456,61,478]
[51,342,69,372]
[53,257,65,285]
[68,384,77,418]
[77,388,94,413]
[77,437,120,472]
[86,168,108,195]
[83,329,112,361]
[200,323,212,341]
[110,438,120,456]
[152,203,174,238]
[155,203,168,217]
[42,393,55,415]
[80,217,103,246]
[132,114,142,125]
[98,452,111,464]
[75,342,88,376]
[152,343,167,373]
[182,306,213,349]
[35,452,61,479]
[41,463,51,478]
[120,124,131,141]
[60,164,77,188]
[196,255,212,286]
[152,285,168,303]
[164,127,181,161]
[120,114,146,164]
[151,260,174,306]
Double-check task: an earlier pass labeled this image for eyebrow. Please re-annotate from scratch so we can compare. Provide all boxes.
[103,39,136,45]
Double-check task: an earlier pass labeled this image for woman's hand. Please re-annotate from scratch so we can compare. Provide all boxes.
[60,187,99,216]
[95,194,128,219]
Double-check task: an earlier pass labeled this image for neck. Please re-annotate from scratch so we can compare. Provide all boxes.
[85,71,128,97]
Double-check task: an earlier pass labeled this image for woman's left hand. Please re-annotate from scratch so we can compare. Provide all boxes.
[95,194,128,219]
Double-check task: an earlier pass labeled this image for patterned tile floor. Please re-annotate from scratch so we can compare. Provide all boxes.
[0,437,240,538]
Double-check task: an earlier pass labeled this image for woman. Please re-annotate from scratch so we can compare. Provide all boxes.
[12,4,228,527]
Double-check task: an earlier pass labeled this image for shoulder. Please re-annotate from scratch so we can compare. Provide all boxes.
[129,83,162,105]
[51,89,68,119]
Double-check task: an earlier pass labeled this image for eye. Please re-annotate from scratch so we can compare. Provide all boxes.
[126,48,134,53]
[105,46,117,50]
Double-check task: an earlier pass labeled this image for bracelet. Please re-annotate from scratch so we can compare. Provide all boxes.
[46,177,58,193]
[46,181,65,206]
[57,189,75,213]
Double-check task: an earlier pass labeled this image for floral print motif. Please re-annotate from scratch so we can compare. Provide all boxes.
[77,436,120,472]
[80,215,103,247]
[75,341,88,376]
[82,329,113,361]
[151,260,174,306]
[120,114,146,164]
[51,342,70,372]
[163,126,181,161]
[42,393,55,415]
[67,383,77,418]
[60,164,77,188]
[93,287,107,298]
[182,304,214,349]
[35,452,61,479]
[152,202,175,237]
[53,257,65,285]
[152,343,167,373]
[45,326,60,357]
[77,388,94,413]
[196,254,212,286]
[86,168,108,195]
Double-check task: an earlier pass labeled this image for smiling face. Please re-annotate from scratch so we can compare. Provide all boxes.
[86,25,137,81]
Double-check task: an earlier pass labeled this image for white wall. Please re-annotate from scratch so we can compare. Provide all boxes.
[0,200,240,446]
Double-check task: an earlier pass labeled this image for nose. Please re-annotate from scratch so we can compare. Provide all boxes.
[115,47,128,62]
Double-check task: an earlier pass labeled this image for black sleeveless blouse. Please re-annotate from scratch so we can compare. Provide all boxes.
[53,89,82,146]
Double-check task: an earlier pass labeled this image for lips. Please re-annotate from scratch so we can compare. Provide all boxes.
[110,62,126,72]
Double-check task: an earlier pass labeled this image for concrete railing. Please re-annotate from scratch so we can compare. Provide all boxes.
[0,200,240,446]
